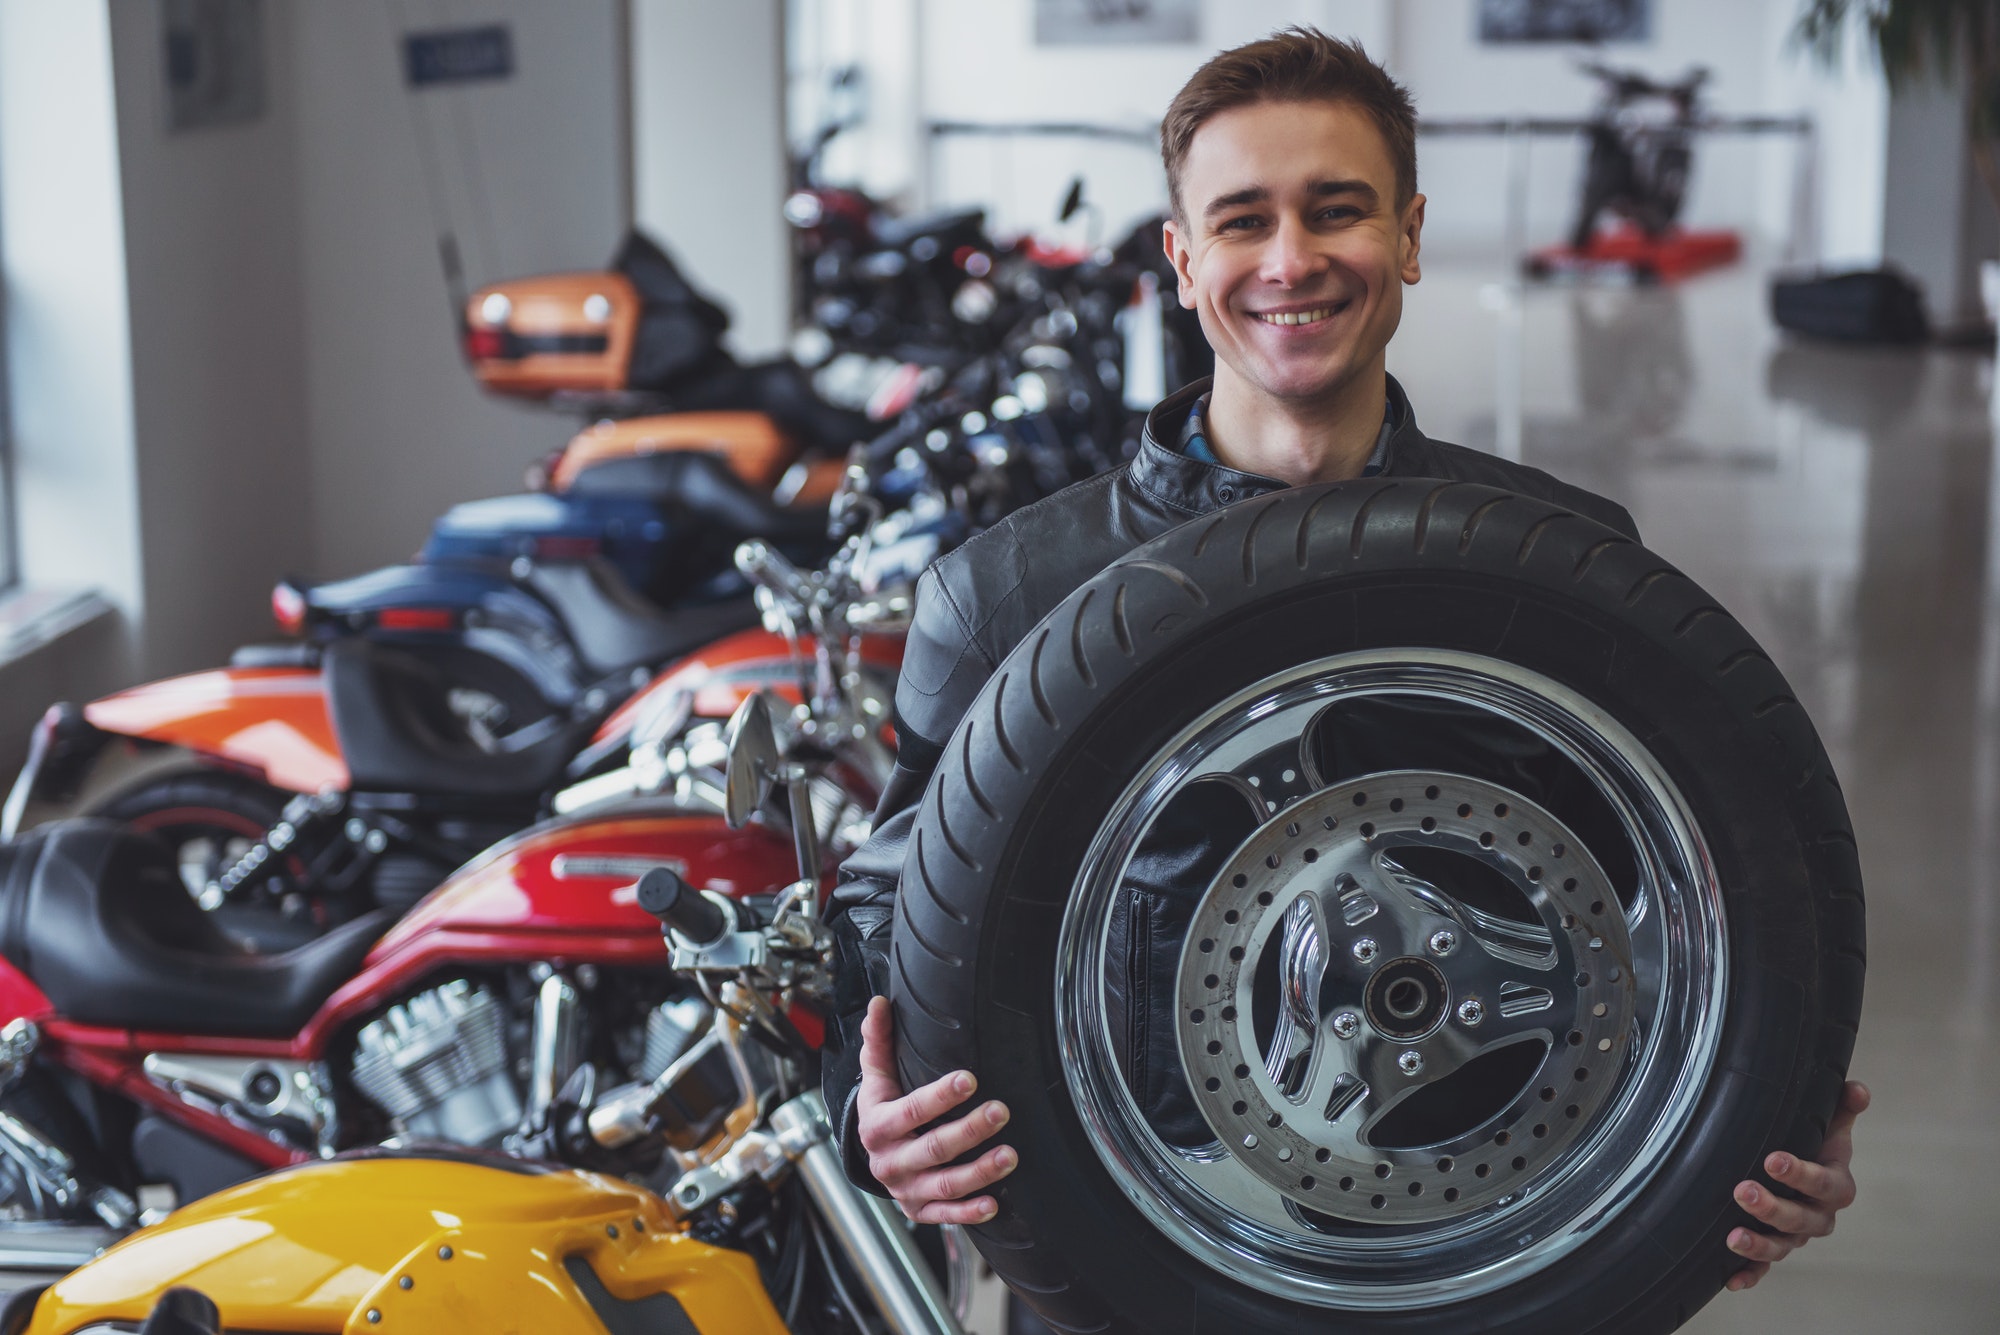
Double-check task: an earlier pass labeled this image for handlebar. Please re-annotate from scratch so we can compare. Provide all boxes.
[637,867,731,946]
[736,541,819,610]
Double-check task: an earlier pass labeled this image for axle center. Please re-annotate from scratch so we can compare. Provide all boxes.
[1364,956,1449,1040]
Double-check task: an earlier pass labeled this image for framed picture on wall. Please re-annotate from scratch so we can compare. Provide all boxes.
[1478,0,1651,43]
[1035,0,1198,47]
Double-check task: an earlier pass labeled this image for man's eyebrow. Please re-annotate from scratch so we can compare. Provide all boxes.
[1202,178,1379,220]
[1202,185,1267,219]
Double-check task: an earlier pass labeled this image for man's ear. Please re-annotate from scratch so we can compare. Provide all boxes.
[1400,193,1426,286]
[1162,216,1198,309]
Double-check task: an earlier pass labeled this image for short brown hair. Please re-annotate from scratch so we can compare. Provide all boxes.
[1161,27,1418,223]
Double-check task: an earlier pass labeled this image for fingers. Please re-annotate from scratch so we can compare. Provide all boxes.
[869,1098,1010,1184]
[895,1143,1019,1213]
[1727,1223,1800,1267]
[1817,1081,1871,1166]
[1734,1180,1830,1238]
[1725,1259,1771,1292]
[908,1194,1000,1226]
[1763,1150,1855,1213]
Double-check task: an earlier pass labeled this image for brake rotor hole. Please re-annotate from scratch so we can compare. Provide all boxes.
[1425,785,1440,799]
[1204,974,1219,989]
[1224,910,1240,924]
[1221,1006,1237,1021]
[1374,1162,1392,1179]
[1300,1176,1315,1190]
[1493,1131,1511,1146]
[1566,1104,1580,1118]
[1435,1156,1454,1173]
[1591,899,1605,915]
[1567,1030,1584,1046]
[1233,1065,1250,1079]
[1511,1156,1527,1171]
[1574,1067,1589,1081]
[1478,832,1494,847]
[1421,817,1436,832]
[1552,843,1566,857]
[1339,1176,1355,1191]
[1474,1163,1490,1178]
[1533,1124,1548,1138]
[1359,823,1375,837]
[1408,1182,1423,1196]
[1256,891,1273,906]
[1444,1187,1460,1202]
[1353,793,1368,806]
[1232,874,1248,889]
[1286,821,1300,837]
[1315,1148,1331,1163]
[1207,1041,1222,1055]
[1228,946,1244,961]
[1266,854,1281,869]
[1266,1113,1283,1128]
[1370,1195,1386,1209]
[1303,848,1318,863]
[1540,1087,1556,1102]
[1389,798,1405,812]
[1457,804,1472,817]
[1200,939,1214,953]
[1191,1009,1206,1024]
[1205,1078,1221,1091]
[1232,1100,1247,1115]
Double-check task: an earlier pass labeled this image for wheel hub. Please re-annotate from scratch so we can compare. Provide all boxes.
[1176,769,1638,1224]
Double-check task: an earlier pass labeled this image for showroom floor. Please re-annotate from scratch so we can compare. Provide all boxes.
[1397,259,1998,1332]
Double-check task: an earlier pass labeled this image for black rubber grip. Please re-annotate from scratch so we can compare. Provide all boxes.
[635,867,728,945]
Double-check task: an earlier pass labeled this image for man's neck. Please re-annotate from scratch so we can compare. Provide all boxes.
[1203,361,1388,487]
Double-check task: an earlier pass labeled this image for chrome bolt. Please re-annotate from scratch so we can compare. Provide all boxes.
[1397,1050,1424,1076]
[398,1277,413,1290]
[1331,1011,1360,1040]
[437,1245,453,1260]
[1351,937,1379,963]
[1457,998,1485,1027]
[366,1310,381,1324]
[1428,929,1458,957]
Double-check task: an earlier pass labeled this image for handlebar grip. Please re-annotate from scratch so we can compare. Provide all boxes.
[636,867,730,946]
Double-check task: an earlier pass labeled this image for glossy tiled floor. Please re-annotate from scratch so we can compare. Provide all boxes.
[1393,260,2000,1333]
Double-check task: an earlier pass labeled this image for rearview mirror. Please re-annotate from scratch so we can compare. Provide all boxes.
[722,691,783,828]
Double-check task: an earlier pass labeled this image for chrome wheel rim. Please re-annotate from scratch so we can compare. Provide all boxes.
[1056,648,1727,1309]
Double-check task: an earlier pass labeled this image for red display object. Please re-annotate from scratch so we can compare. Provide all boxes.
[1525,224,1742,283]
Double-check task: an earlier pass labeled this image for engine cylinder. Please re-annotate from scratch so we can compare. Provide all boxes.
[351,980,521,1145]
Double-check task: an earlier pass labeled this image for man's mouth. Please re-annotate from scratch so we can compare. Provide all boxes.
[1251,302,1347,327]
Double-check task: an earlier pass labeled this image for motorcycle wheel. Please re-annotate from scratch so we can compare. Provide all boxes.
[893,479,1863,1334]
[94,771,322,949]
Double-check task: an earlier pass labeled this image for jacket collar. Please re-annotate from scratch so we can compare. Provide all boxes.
[1130,374,1430,515]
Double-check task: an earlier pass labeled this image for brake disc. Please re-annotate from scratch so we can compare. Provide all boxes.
[1175,770,1637,1224]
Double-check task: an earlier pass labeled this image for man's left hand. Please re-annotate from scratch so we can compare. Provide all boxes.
[1725,1080,1869,1291]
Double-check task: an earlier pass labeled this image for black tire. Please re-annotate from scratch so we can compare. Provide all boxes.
[93,770,323,949]
[892,479,1863,1334]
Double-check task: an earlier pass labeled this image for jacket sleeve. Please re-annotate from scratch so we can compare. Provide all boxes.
[822,557,997,1191]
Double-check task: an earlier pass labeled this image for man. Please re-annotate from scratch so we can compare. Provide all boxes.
[826,26,1864,1298]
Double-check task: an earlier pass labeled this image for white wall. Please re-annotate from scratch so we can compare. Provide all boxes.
[830,0,1877,266]
[107,0,317,678]
[292,0,628,580]
[633,0,791,358]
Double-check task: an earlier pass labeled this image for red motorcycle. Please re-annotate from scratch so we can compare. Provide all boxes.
[0,542,896,1279]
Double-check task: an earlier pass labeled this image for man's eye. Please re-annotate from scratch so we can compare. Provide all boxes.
[1219,216,1263,232]
[1319,206,1362,222]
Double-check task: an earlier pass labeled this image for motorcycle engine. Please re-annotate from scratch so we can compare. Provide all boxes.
[350,980,521,1145]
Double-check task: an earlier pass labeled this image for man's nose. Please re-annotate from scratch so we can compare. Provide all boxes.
[1259,215,1324,287]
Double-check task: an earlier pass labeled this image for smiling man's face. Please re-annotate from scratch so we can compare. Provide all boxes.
[1165,98,1424,407]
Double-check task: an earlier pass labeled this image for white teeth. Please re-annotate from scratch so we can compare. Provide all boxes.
[1255,307,1336,326]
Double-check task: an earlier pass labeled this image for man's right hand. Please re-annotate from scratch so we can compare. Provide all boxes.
[855,995,1016,1223]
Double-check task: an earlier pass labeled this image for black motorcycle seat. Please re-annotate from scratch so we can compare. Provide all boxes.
[522,559,763,679]
[0,821,391,1039]
[324,640,591,798]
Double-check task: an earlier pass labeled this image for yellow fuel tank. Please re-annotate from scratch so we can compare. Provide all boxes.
[23,1151,788,1335]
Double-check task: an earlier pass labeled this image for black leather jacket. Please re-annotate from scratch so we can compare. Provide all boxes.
[823,375,1639,1184]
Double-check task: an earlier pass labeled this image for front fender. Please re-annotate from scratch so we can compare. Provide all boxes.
[23,1154,786,1335]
